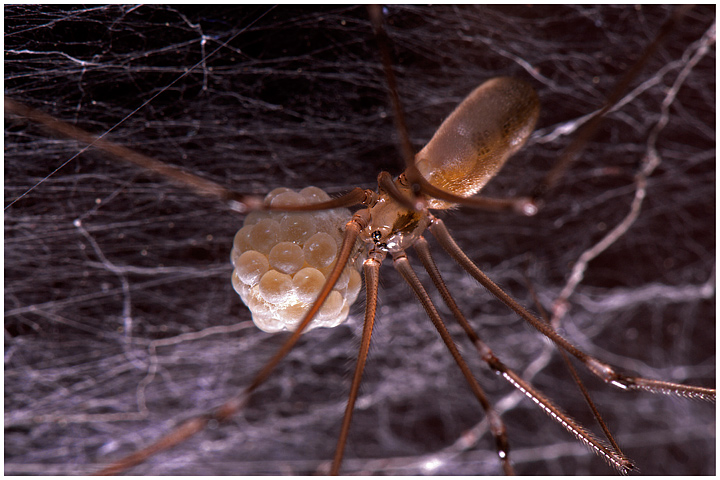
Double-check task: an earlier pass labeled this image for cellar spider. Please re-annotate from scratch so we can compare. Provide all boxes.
[4,5,716,475]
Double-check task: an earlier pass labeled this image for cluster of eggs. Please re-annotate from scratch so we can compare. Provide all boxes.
[231,187,362,333]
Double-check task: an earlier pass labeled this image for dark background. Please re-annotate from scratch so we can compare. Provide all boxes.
[5,5,715,475]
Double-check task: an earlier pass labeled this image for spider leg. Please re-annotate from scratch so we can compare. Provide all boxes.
[550,19,717,324]
[330,249,385,475]
[367,6,539,218]
[369,6,703,220]
[412,235,634,473]
[367,5,414,174]
[523,273,624,458]
[532,5,695,201]
[429,215,716,402]
[434,6,699,215]
[95,212,368,474]
[4,98,371,214]
[393,251,514,475]
[377,171,426,212]
[417,178,537,216]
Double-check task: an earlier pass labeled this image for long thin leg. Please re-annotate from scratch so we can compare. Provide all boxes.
[393,251,514,475]
[523,273,623,457]
[95,212,370,475]
[367,5,541,218]
[330,249,385,475]
[412,236,633,472]
[369,6,698,219]
[381,171,535,216]
[414,177,537,215]
[532,5,695,200]
[415,7,697,214]
[367,6,537,218]
[4,98,372,214]
[377,171,426,212]
[429,215,716,402]
[366,5,414,174]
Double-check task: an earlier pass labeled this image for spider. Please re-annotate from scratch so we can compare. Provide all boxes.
[4,5,715,475]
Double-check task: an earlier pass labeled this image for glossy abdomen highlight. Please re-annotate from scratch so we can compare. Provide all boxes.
[415,77,540,209]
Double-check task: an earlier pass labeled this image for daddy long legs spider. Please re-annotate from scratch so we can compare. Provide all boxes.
[5,5,716,475]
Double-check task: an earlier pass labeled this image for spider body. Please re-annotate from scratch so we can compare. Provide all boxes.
[4,5,715,475]
[233,75,540,330]
[361,77,539,254]
[361,176,430,253]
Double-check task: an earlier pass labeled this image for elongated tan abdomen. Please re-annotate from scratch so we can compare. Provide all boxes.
[415,77,540,209]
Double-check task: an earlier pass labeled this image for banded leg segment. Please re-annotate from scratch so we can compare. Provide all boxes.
[413,236,633,473]
[330,250,385,475]
[525,278,625,458]
[393,252,514,475]
[429,215,715,403]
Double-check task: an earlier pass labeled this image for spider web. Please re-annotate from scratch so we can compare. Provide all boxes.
[5,5,716,475]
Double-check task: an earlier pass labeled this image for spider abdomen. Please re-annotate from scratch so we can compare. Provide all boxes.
[415,77,540,209]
